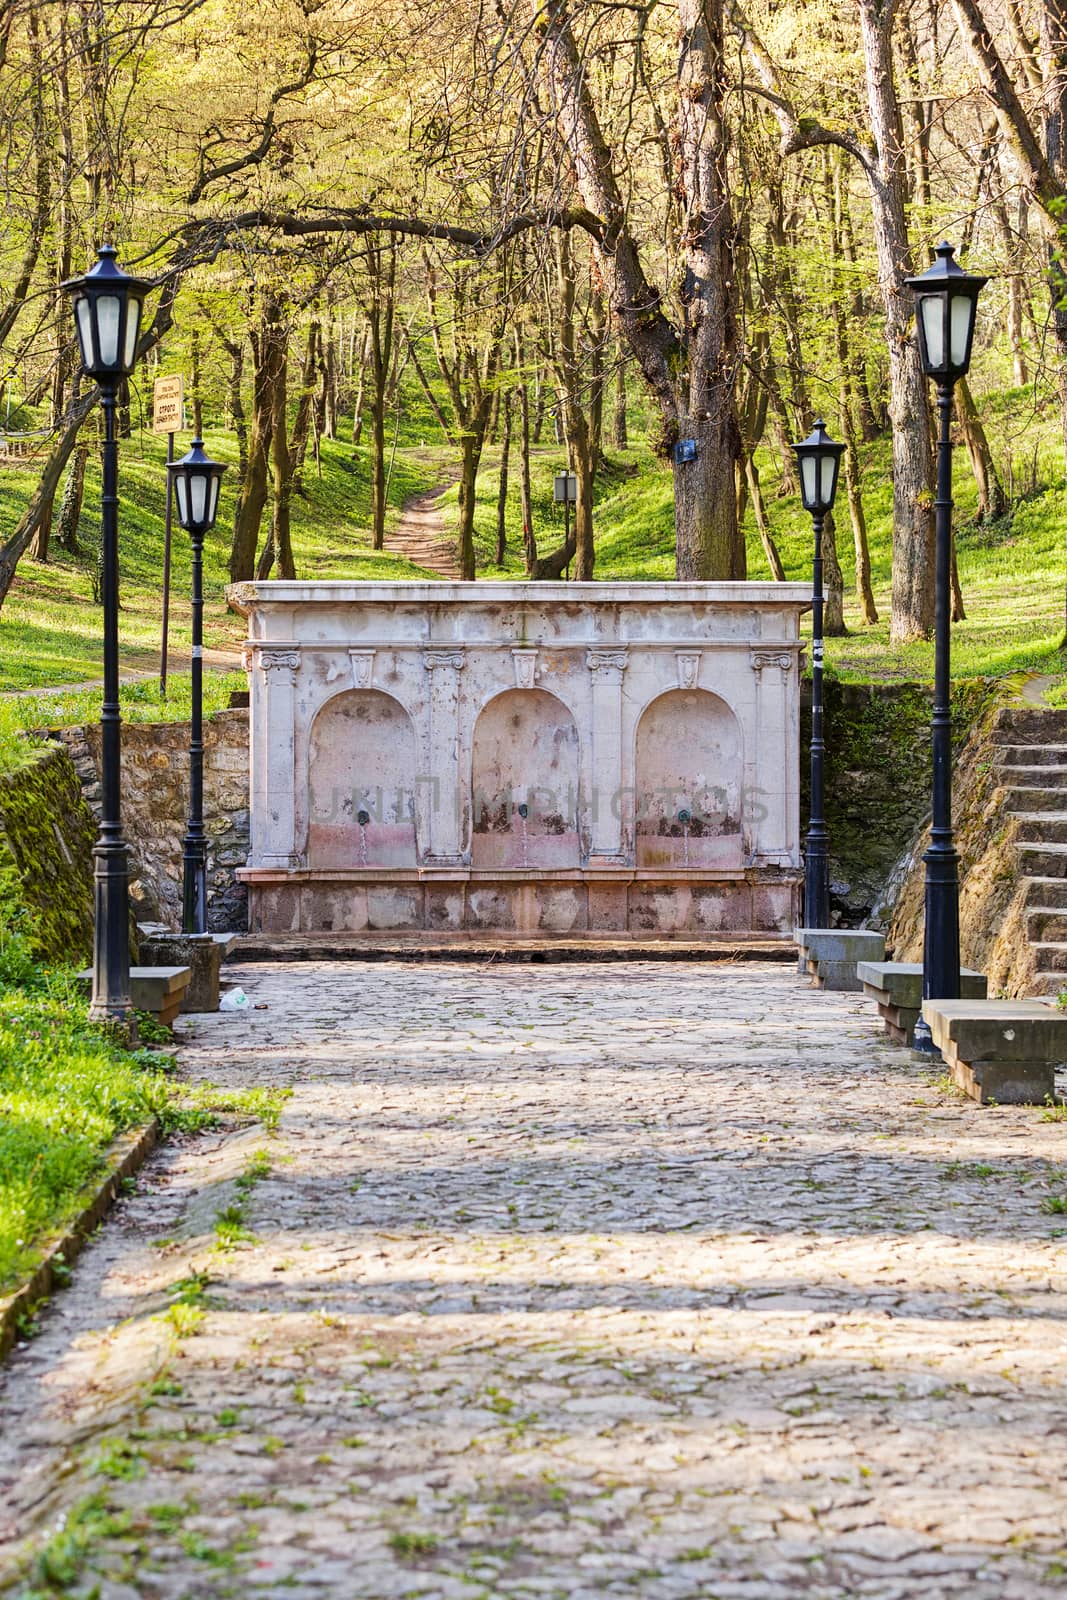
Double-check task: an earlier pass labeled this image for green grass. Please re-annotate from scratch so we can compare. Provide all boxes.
[0,428,438,692]
[4,374,1067,697]
[0,669,245,773]
[0,934,177,1291]
[442,379,1067,687]
[0,907,289,1294]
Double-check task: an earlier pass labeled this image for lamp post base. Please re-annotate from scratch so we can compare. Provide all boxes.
[910,1015,941,1060]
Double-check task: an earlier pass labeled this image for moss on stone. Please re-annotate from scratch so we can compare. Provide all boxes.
[0,746,95,964]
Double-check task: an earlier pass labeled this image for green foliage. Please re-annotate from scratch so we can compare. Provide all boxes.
[0,428,437,692]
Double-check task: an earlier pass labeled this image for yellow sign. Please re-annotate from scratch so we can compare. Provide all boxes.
[153,374,184,435]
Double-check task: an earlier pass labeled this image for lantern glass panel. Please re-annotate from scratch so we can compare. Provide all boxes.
[190,473,208,525]
[919,295,944,370]
[174,474,188,525]
[800,455,817,508]
[208,475,220,524]
[123,299,141,370]
[96,295,121,368]
[949,293,973,369]
[73,297,94,369]
[820,455,836,505]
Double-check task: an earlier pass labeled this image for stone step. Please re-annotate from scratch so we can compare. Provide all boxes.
[1024,871,1067,905]
[1029,942,1067,973]
[993,707,1067,742]
[1003,787,1067,812]
[1016,843,1067,877]
[996,744,1067,768]
[1012,814,1067,844]
[1026,908,1067,942]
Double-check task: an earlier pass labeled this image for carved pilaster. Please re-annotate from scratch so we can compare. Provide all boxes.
[586,649,629,858]
[422,648,466,860]
[252,648,301,868]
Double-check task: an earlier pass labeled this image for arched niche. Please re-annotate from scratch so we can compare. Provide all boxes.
[471,688,581,868]
[307,690,417,868]
[635,689,743,869]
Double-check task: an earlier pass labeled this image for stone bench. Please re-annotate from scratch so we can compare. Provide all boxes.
[794,928,886,991]
[138,930,237,1013]
[78,966,192,1031]
[858,961,987,1047]
[922,998,1067,1105]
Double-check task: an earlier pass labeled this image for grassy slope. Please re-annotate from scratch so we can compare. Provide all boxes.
[3,374,1066,697]
[0,432,437,691]
[443,381,1067,687]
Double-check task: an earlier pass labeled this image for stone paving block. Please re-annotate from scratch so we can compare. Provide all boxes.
[4,960,1067,1598]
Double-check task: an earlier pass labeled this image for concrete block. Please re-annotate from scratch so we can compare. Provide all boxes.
[77,964,191,1030]
[947,1053,1055,1107]
[922,998,1067,1105]
[923,998,1067,1062]
[795,928,886,963]
[857,960,986,1010]
[809,959,865,993]
[138,933,235,1012]
[797,927,885,990]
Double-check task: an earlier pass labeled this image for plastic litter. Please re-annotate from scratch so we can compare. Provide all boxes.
[219,987,251,1012]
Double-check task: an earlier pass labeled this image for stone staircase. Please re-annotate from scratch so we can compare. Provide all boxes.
[996,708,1067,995]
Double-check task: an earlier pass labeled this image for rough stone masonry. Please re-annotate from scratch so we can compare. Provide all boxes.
[1,959,1066,1598]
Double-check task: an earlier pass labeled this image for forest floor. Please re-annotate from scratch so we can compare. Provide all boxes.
[2,959,1067,1596]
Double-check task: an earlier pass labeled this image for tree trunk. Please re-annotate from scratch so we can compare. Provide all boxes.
[828,152,878,623]
[191,327,203,435]
[517,343,537,576]
[822,510,847,636]
[495,395,512,567]
[55,440,88,556]
[856,0,936,641]
[956,376,1007,520]
[230,294,283,582]
[352,319,370,446]
[613,352,628,448]
[744,455,786,580]
[457,432,479,581]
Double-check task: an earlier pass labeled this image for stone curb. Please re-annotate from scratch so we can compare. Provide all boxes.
[0,1119,160,1363]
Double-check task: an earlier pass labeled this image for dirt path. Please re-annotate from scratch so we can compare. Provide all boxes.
[385,483,460,578]
[1,960,1067,1596]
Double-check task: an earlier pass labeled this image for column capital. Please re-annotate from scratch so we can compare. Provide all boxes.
[586,648,628,683]
[258,647,301,684]
[750,648,793,677]
[423,649,466,673]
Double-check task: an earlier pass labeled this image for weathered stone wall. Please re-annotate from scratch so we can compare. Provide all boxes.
[0,745,96,963]
[803,679,992,928]
[54,709,249,933]
[887,698,1052,997]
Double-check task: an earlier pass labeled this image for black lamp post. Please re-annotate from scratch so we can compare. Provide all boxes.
[167,438,227,934]
[62,245,152,1027]
[794,419,845,932]
[904,243,987,1050]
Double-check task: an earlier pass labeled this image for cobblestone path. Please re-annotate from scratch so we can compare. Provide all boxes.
[2,959,1067,1599]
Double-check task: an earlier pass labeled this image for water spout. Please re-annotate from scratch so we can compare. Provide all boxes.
[357,808,370,867]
